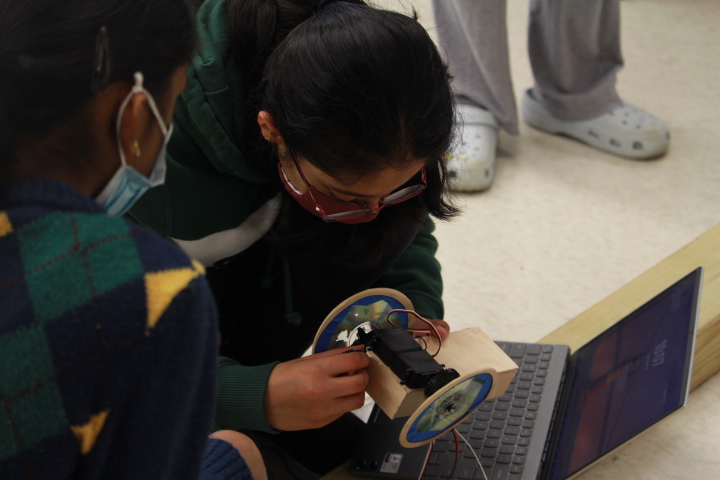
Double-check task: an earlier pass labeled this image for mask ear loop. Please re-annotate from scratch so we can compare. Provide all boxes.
[115,72,172,165]
[129,73,170,136]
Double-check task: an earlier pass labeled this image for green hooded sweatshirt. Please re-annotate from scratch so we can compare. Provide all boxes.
[129,0,445,433]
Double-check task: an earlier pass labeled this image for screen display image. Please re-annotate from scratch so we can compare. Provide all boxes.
[549,272,698,480]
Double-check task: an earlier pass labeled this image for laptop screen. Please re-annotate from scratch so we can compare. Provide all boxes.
[548,268,701,480]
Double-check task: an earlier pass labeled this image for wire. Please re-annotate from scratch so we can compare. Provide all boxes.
[420,440,434,478]
[385,308,443,356]
[449,429,460,478]
[454,430,489,480]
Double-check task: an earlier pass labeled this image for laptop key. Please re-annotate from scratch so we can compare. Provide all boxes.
[499,445,515,455]
[433,440,450,453]
[457,423,471,434]
[510,464,524,474]
[509,344,526,359]
[491,464,510,480]
[492,411,508,420]
[476,411,492,421]
[464,448,480,459]
[441,462,456,478]
[496,455,512,465]
[474,421,489,430]
[481,448,498,458]
[507,417,522,426]
[474,420,489,430]
[490,420,505,430]
[458,459,477,479]
[469,437,484,450]
[422,464,441,478]
[501,435,517,445]
[484,438,500,448]
[526,344,542,355]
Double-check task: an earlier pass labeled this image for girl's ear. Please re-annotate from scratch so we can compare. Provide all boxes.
[257,111,283,143]
[117,93,152,163]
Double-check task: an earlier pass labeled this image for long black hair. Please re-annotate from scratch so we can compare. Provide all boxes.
[227,0,457,266]
[0,0,197,199]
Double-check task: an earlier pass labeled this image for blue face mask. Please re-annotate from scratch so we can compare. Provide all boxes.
[95,72,174,217]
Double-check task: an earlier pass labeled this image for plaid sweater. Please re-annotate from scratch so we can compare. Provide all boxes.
[0,179,251,479]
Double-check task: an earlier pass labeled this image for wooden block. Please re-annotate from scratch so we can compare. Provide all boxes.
[539,223,720,391]
[367,327,518,420]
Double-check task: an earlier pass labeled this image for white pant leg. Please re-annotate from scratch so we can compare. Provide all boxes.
[432,0,519,134]
[527,0,624,121]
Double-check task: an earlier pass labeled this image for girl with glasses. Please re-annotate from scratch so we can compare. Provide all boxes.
[128,0,456,474]
[0,0,264,478]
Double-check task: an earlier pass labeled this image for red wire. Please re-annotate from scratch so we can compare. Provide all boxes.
[450,429,460,478]
[419,441,434,478]
[386,308,443,356]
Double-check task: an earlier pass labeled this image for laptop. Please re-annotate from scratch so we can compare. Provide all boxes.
[350,268,702,480]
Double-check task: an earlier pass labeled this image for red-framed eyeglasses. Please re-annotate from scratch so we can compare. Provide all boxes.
[283,149,427,223]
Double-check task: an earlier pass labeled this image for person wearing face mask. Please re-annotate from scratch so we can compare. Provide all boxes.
[0,1,266,479]
[127,0,456,476]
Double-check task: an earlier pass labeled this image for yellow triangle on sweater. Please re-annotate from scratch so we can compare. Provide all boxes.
[71,409,110,455]
[0,212,12,238]
[145,260,205,331]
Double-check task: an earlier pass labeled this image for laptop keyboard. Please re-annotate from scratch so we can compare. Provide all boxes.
[421,341,556,480]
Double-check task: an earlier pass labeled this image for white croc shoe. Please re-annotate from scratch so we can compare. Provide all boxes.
[520,89,670,159]
[446,104,499,192]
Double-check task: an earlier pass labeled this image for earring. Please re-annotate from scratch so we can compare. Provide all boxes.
[265,137,271,141]
[133,140,141,158]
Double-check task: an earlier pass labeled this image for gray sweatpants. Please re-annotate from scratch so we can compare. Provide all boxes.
[432,0,624,134]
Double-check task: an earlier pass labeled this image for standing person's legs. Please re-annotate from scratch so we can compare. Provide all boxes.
[432,0,512,191]
[527,0,623,120]
[433,0,518,134]
[522,0,669,159]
